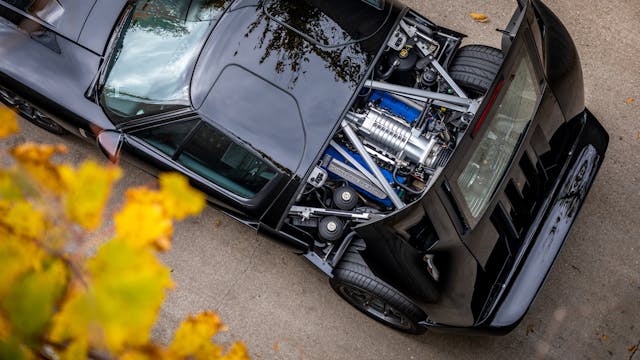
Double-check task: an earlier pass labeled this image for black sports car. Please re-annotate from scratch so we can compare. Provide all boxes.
[0,0,609,334]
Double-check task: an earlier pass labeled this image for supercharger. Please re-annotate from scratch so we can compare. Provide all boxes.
[345,107,440,169]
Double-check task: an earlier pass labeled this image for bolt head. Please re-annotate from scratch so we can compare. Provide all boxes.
[326,221,338,232]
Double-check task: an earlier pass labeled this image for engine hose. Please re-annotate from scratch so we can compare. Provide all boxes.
[377,59,399,80]
[393,167,423,195]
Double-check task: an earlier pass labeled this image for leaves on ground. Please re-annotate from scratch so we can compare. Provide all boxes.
[470,13,489,23]
[626,97,635,105]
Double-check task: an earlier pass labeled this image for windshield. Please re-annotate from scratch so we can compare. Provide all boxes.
[101,0,233,122]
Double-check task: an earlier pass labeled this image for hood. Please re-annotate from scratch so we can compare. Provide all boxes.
[191,0,402,177]
[9,0,128,55]
[77,0,128,54]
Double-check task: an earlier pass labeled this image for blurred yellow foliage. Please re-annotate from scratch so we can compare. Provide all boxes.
[0,106,18,137]
[0,106,249,360]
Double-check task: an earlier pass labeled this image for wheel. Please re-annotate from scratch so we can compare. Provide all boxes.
[330,246,427,334]
[27,110,67,135]
[0,85,67,135]
[449,45,504,96]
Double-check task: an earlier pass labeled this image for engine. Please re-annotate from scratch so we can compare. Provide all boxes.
[288,12,480,248]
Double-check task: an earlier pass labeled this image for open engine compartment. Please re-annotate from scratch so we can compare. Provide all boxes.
[287,12,486,267]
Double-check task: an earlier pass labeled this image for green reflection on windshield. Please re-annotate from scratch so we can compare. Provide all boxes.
[101,0,232,121]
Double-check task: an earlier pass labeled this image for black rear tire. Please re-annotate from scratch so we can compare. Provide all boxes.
[330,246,427,334]
[449,45,504,96]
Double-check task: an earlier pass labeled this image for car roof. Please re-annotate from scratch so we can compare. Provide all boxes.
[191,0,400,177]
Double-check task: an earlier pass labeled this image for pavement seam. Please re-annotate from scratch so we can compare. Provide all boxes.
[630,339,640,360]
[215,232,262,312]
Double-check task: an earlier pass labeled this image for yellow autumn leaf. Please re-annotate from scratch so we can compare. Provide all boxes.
[88,240,173,352]
[1,200,47,239]
[47,286,93,349]
[0,234,45,298]
[120,346,167,360]
[10,143,67,193]
[2,126,247,359]
[470,12,489,23]
[124,186,164,207]
[0,336,32,360]
[159,173,206,221]
[58,161,122,230]
[11,142,68,163]
[115,201,173,250]
[2,259,67,341]
[220,342,250,360]
[51,240,173,354]
[0,170,23,201]
[0,106,19,138]
[626,97,635,105]
[169,312,225,360]
[0,314,11,339]
[59,337,88,360]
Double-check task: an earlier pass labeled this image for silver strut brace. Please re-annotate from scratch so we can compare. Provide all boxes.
[289,206,384,222]
[341,120,405,209]
[364,80,483,115]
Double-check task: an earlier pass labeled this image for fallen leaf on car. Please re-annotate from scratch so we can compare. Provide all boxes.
[470,13,489,23]
[626,97,635,105]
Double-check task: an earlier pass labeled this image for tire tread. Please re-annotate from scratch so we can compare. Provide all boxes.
[449,45,504,95]
[331,247,427,334]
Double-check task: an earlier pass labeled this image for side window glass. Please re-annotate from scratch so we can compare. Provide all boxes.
[177,124,276,199]
[134,119,199,157]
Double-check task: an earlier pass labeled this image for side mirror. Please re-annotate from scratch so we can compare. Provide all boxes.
[96,130,123,164]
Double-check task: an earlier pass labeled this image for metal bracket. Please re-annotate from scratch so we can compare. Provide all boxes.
[289,206,384,222]
[415,42,468,99]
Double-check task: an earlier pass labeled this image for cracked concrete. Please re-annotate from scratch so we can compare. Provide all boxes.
[3,0,639,358]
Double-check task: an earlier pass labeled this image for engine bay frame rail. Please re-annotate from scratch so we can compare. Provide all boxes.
[364,80,483,115]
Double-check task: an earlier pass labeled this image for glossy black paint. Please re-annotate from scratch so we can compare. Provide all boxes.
[191,0,400,178]
[0,0,608,335]
[0,1,118,138]
[531,0,585,120]
[352,1,609,333]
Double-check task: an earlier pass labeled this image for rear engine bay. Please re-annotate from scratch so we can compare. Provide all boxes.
[287,12,486,263]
